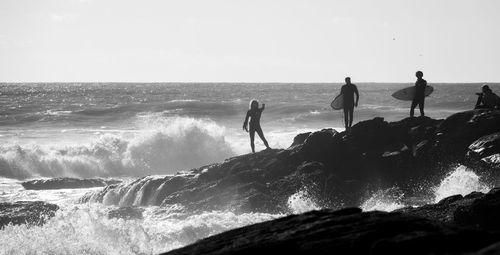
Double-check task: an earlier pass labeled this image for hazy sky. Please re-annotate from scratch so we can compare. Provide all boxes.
[1,0,499,82]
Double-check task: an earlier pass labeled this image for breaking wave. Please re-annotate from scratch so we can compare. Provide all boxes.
[0,116,235,179]
[0,204,281,255]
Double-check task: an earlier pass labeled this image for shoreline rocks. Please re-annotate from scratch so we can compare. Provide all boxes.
[83,110,500,214]
[22,177,122,190]
[162,187,500,255]
[0,201,59,229]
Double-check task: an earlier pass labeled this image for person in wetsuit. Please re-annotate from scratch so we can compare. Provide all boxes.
[243,100,270,153]
[340,77,359,131]
[410,71,427,117]
[475,84,500,109]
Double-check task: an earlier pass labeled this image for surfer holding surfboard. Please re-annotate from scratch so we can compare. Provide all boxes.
[340,77,359,131]
[391,71,434,115]
[410,71,427,117]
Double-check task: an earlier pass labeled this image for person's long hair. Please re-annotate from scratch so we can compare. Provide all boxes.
[249,99,258,110]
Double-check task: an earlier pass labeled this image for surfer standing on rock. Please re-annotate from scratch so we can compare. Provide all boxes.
[340,77,359,131]
[243,100,271,153]
[410,71,427,117]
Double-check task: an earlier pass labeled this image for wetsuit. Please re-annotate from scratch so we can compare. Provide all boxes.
[248,108,264,138]
[244,106,269,152]
[340,83,359,129]
[410,78,427,117]
[475,92,500,109]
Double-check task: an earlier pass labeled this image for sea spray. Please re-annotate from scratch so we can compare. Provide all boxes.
[0,204,281,255]
[360,187,405,212]
[287,188,321,214]
[360,166,492,211]
[433,165,491,203]
[0,116,235,179]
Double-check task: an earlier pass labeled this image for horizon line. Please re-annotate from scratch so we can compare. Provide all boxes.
[1,81,499,84]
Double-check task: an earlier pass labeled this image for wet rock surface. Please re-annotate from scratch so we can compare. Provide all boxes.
[22,177,122,190]
[73,109,500,254]
[162,209,497,255]
[82,109,500,214]
[107,206,144,220]
[0,201,59,229]
[163,187,500,255]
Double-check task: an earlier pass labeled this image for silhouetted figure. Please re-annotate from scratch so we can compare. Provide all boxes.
[475,84,500,109]
[340,77,359,131]
[243,100,270,153]
[410,71,427,117]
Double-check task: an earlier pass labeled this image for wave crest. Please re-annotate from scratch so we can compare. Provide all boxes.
[0,117,235,179]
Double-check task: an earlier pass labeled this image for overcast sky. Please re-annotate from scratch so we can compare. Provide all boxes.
[0,0,499,82]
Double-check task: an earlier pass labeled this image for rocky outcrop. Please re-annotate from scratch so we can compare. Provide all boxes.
[81,109,500,214]
[0,201,59,229]
[22,177,122,190]
[468,132,500,160]
[398,187,500,230]
[72,109,500,254]
[437,109,500,161]
[163,187,500,255]
[162,209,495,255]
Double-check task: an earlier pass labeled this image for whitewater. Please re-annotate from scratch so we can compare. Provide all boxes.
[0,82,497,254]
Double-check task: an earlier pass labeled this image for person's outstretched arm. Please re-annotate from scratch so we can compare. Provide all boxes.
[243,111,250,132]
[260,103,265,111]
[354,86,359,107]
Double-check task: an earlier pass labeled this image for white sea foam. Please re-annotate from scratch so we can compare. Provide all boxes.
[287,188,321,214]
[433,165,491,203]
[0,116,235,179]
[360,187,405,212]
[0,204,281,255]
[167,99,200,103]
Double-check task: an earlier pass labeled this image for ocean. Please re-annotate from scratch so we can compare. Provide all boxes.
[0,82,496,254]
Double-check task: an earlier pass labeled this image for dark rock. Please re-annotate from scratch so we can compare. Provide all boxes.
[161,209,497,255]
[296,161,324,174]
[107,206,144,220]
[80,110,500,215]
[346,117,392,152]
[454,188,500,230]
[396,187,500,233]
[476,242,500,255]
[437,109,500,161]
[0,201,59,229]
[289,132,311,148]
[468,132,500,159]
[70,109,500,254]
[396,192,484,224]
[22,177,122,190]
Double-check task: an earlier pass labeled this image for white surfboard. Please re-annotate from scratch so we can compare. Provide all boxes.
[330,94,343,110]
[392,86,434,101]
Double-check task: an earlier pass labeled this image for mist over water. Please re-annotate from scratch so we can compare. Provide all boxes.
[0,83,498,254]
